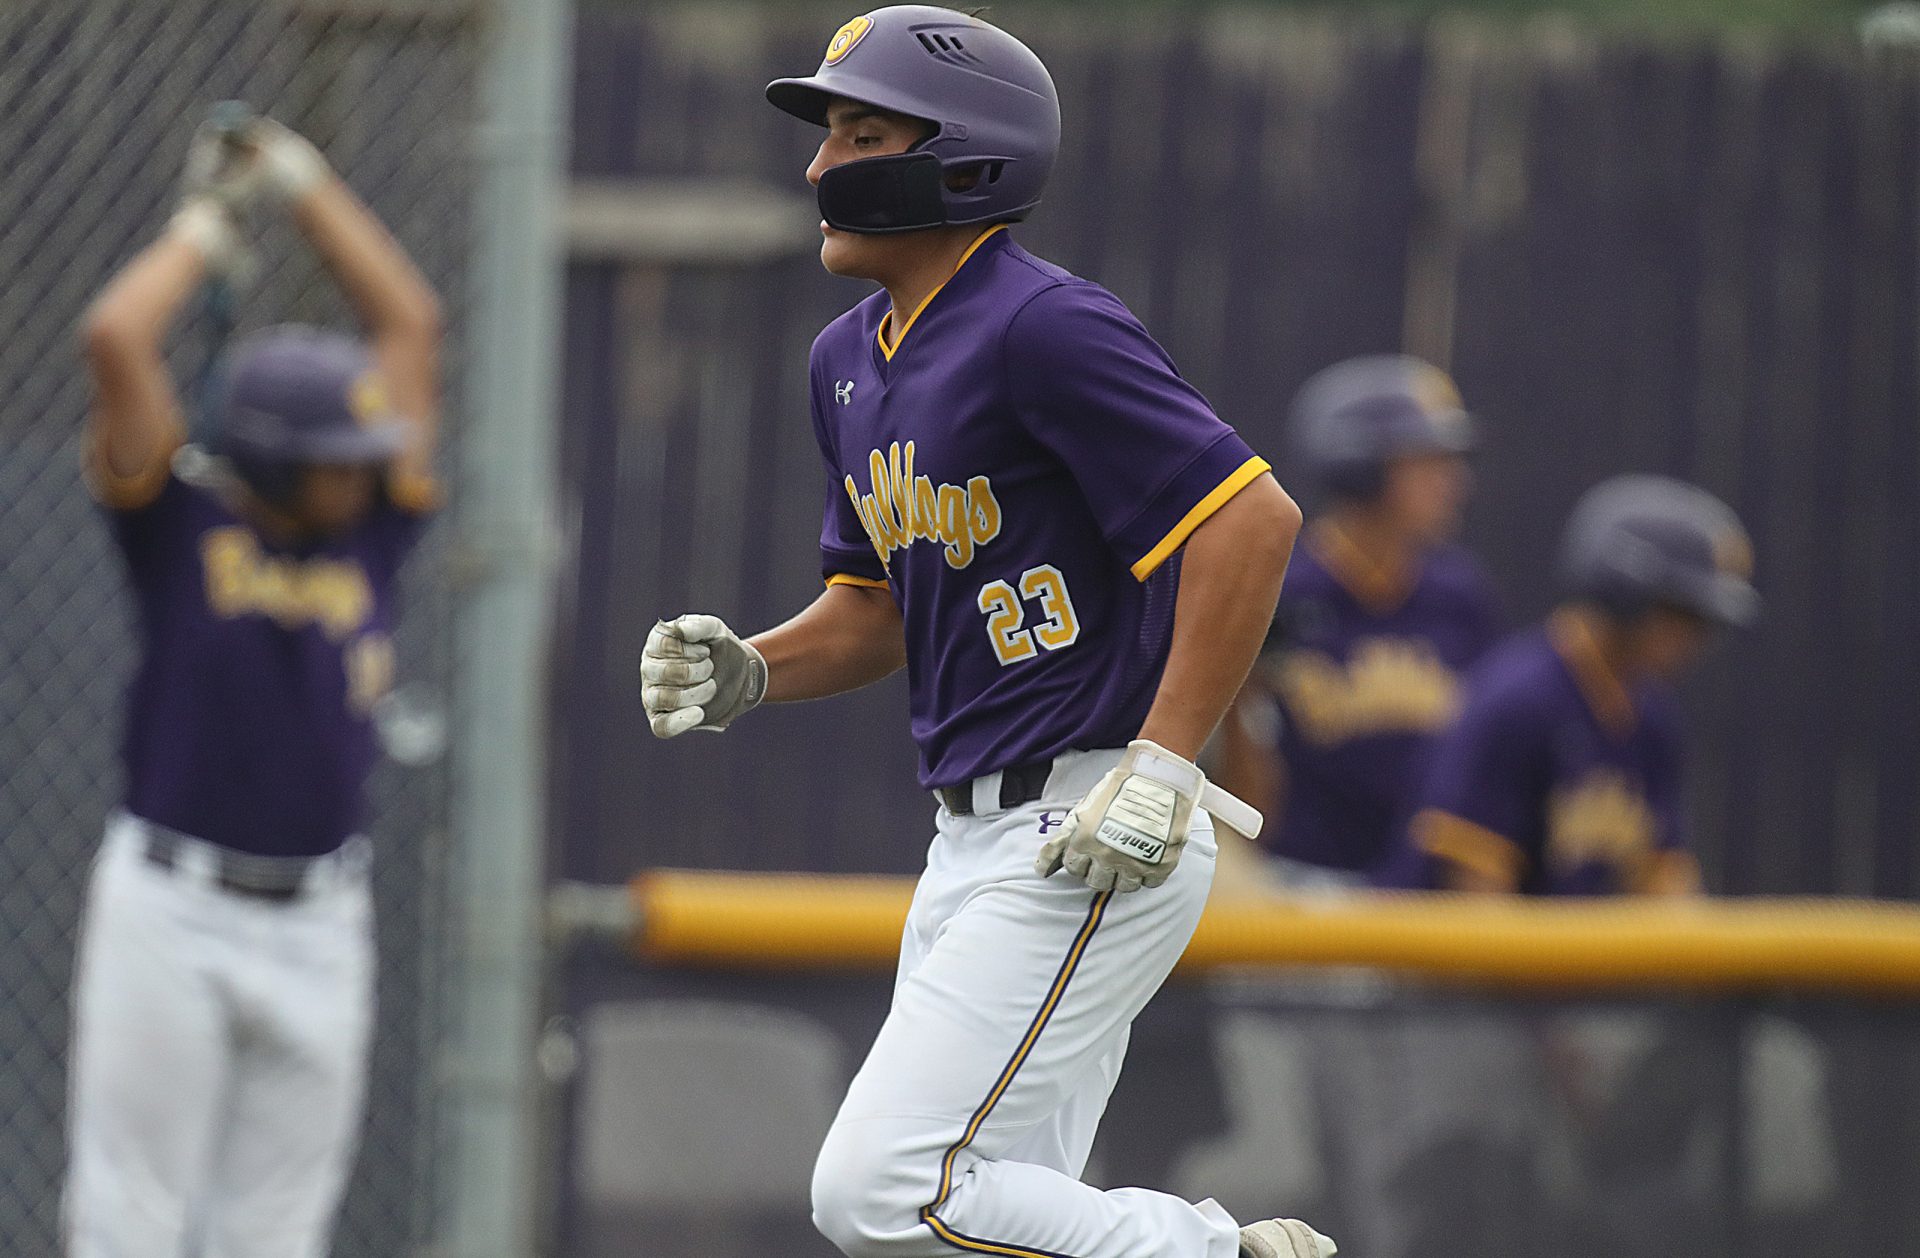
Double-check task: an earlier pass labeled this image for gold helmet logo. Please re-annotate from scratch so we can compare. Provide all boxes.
[1712,527,1755,580]
[348,371,391,426]
[1409,363,1464,416]
[825,15,873,65]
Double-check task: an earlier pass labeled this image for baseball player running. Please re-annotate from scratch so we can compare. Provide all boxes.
[1217,355,1499,888]
[640,8,1331,1258]
[69,112,441,1258]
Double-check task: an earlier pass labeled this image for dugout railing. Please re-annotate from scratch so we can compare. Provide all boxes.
[548,874,1920,1258]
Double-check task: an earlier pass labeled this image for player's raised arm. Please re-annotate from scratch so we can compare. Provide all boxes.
[81,123,255,504]
[251,119,444,499]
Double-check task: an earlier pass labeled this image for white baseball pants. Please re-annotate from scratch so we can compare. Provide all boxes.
[65,815,374,1258]
[812,748,1243,1258]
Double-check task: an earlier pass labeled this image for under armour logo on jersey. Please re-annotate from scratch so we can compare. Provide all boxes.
[1038,811,1066,834]
[835,379,856,404]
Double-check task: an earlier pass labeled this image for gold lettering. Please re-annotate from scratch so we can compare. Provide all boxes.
[913,477,940,544]
[868,449,904,551]
[967,476,1001,547]
[1546,771,1656,877]
[199,525,373,642]
[890,442,913,544]
[201,528,253,616]
[346,633,396,715]
[937,483,972,568]
[1277,639,1463,745]
[843,445,1002,570]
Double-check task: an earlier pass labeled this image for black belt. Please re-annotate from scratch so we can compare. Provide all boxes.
[141,828,318,903]
[936,759,1054,816]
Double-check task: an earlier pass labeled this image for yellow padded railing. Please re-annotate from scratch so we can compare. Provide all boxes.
[625,869,1920,996]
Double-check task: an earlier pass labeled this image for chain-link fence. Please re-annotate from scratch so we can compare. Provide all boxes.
[0,3,478,1254]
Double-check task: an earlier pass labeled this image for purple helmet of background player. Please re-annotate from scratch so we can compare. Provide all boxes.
[1558,474,1759,627]
[766,6,1061,233]
[209,326,408,507]
[1288,354,1477,501]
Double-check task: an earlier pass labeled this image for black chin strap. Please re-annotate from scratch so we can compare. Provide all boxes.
[817,152,948,234]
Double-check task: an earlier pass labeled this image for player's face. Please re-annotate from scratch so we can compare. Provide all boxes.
[808,99,937,277]
[292,463,379,535]
[1380,451,1471,546]
[1625,606,1716,680]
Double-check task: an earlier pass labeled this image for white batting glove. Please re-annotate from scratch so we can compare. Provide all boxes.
[1036,740,1269,893]
[167,197,253,284]
[180,113,267,214]
[1036,740,1207,893]
[641,614,768,737]
[248,117,332,203]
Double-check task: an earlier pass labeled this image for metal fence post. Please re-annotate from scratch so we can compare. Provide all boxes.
[445,0,571,1253]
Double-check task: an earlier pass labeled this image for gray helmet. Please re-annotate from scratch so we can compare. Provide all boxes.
[1288,355,1476,500]
[766,6,1061,232]
[210,326,408,504]
[1558,474,1759,627]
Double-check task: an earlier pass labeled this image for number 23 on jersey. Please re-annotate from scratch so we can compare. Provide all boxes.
[978,564,1080,666]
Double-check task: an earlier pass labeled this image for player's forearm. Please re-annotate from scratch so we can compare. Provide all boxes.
[290,178,442,346]
[81,230,206,475]
[751,584,907,702]
[1215,686,1283,841]
[1136,477,1301,762]
[82,231,207,356]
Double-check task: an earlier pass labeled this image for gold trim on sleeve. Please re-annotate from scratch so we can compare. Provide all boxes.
[1414,807,1527,886]
[1128,455,1271,582]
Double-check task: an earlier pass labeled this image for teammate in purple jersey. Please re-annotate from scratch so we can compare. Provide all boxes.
[1217,355,1499,885]
[640,9,1333,1258]
[68,112,441,1258]
[1386,473,1758,896]
[1356,475,1758,1258]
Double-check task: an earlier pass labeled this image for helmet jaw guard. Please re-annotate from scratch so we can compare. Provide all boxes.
[816,152,948,233]
[769,6,1061,234]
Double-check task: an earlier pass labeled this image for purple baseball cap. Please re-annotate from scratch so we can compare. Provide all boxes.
[215,326,409,469]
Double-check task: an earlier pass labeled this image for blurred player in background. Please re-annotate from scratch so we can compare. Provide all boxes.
[1200,355,1496,1246]
[69,112,441,1258]
[1216,355,1497,888]
[640,7,1332,1257]
[1350,473,1758,1258]
[1388,472,1756,895]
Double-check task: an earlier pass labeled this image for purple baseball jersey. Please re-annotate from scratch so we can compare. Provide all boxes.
[809,227,1269,788]
[100,461,432,857]
[1382,611,1695,896]
[1263,526,1500,873]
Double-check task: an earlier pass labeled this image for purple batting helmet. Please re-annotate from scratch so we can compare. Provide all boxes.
[1558,474,1759,627]
[210,326,408,505]
[1289,355,1477,500]
[766,6,1061,233]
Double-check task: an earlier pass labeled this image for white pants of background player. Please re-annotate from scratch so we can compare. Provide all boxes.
[812,747,1243,1258]
[65,814,374,1258]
